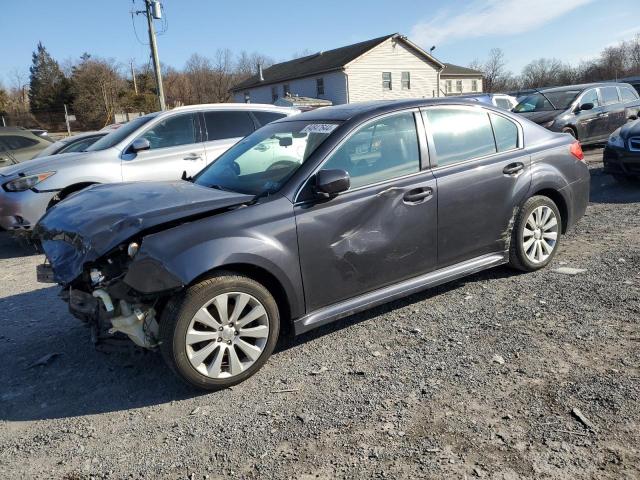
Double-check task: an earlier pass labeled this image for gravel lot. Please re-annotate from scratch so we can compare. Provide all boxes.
[1,147,639,479]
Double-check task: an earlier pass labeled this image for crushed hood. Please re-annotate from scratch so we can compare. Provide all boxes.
[515,110,559,125]
[619,118,640,139]
[34,181,254,284]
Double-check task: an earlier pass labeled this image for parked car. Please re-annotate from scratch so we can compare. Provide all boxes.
[512,83,640,144]
[603,118,640,182]
[0,104,298,231]
[457,93,518,110]
[0,127,54,166]
[33,131,108,159]
[35,99,590,390]
[618,76,640,95]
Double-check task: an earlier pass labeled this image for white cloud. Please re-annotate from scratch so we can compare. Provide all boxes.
[410,0,594,47]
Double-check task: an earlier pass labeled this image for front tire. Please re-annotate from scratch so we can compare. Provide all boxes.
[159,272,280,391]
[509,196,562,272]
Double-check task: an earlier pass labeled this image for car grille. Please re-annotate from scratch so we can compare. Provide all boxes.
[630,136,640,152]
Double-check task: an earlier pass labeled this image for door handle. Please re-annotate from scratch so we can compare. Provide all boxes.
[503,162,524,175]
[184,154,202,161]
[403,187,433,204]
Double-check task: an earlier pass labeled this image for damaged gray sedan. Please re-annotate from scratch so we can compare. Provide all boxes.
[35,99,590,390]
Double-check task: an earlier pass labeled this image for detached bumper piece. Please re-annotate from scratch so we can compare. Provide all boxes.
[36,263,55,283]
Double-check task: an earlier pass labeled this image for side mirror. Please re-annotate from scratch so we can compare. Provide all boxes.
[131,138,151,152]
[315,169,350,198]
[578,102,594,112]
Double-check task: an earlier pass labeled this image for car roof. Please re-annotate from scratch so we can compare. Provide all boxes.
[538,82,630,93]
[277,98,492,122]
[170,103,297,115]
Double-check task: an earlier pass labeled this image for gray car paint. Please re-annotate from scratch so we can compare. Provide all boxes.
[36,98,590,337]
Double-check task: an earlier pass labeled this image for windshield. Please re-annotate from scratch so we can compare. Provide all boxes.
[513,90,581,112]
[194,120,339,196]
[86,113,158,151]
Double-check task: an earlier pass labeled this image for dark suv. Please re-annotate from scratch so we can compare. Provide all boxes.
[36,99,590,390]
[513,82,640,144]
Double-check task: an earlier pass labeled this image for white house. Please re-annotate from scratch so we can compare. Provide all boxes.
[439,63,484,96]
[231,33,449,105]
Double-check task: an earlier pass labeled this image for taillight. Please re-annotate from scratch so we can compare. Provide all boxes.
[570,141,584,161]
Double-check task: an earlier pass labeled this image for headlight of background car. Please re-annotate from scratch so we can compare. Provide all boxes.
[2,172,55,192]
[607,132,625,149]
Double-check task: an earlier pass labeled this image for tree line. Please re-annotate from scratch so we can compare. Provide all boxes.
[471,34,640,93]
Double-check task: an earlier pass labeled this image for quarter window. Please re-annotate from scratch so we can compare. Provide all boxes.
[321,112,420,190]
[382,72,392,90]
[401,72,410,90]
[204,111,254,141]
[600,86,620,105]
[490,114,519,152]
[316,78,324,96]
[621,87,638,102]
[581,89,600,108]
[138,114,196,150]
[423,107,496,166]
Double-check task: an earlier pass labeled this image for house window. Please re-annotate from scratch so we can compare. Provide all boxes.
[382,72,392,90]
[283,84,291,97]
[471,80,478,92]
[456,80,463,93]
[243,92,250,103]
[271,86,278,102]
[316,78,324,96]
[446,80,452,93]
[401,72,410,90]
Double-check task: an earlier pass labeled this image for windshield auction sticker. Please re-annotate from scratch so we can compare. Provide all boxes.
[301,124,338,134]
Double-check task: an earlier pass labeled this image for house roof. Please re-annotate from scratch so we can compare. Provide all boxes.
[441,63,483,77]
[232,33,444,92]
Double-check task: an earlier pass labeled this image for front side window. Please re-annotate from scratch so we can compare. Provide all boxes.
[402,72,410,90]
[204,111,254,141]
[194,120,337,196]
[316,78,324,96]
[490,114,519,152]
[1,136,39,150]
[423,107,496,166]
[321,112,420,190]
[138,113,196,150]
[600,87,620,105]
[382,72,392,90]
[580,89,600,108]
[456,80,463,93]
[621,87,638,102]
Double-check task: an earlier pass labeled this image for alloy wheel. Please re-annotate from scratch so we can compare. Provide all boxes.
[522,206,558,264]
[185,292,270,379]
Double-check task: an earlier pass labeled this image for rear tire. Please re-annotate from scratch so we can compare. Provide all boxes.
[159,272,280,391]
[508,196,562,272]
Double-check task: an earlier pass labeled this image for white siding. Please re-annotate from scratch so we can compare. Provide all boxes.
[345,38,440,103]
[233,70,348,105]
[440,77,483,96]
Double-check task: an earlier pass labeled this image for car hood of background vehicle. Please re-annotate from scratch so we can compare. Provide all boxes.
[0,151,86,177]
[34,181,255,284]
[618,118,640,139]
[515,110,560,124]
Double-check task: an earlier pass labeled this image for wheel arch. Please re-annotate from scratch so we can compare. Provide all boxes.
[48,182,99,208]
[528,187,569,233]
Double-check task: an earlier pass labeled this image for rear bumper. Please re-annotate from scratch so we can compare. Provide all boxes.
[603,145,640,176]
[560,166,590,232]
[0,188,57,230]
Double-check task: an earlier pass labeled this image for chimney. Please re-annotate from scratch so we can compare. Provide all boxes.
[257,64,264,82]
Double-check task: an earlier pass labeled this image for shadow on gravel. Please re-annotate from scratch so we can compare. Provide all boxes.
[589,167,640,204]
[278,265,521,354]
[0,231,39,259]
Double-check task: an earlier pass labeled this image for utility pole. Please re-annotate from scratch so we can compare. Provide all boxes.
[131,60,138,95]
[64,104,71,136]
[144,0,165,110]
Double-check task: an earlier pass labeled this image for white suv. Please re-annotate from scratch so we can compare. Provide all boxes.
[0,104,298,231]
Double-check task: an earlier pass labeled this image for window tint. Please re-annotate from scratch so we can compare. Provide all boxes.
[490,114,518,152]
[581,89,600,108]
[252,111,286,127]
[139,114,196,149]
[1,135,38,150]
[204,111,254,141]
[600,87,620,105]
[424,108,496,166]
[322,112,420,190]
[621,87,638,102]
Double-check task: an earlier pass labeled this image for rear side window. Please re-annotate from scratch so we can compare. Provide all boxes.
[322,111,420,189]
[252,111,287,127]
[139,113,196,149]
[490,114,519,152]
[1,135,39,150]
[204,111,254,141]
[423,108,496,166]
[621,87,638,102]
[600,87,620,105]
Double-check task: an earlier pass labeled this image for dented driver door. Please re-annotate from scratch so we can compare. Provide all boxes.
[294,110,437,312]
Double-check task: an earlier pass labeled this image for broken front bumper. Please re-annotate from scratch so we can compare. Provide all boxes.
[0,187,57,230]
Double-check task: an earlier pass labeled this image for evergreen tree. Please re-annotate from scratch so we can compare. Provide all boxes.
[28,42,71,115]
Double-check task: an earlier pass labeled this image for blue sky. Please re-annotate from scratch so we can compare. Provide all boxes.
[1,0,639,86]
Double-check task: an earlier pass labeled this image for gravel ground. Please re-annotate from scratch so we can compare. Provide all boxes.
[0,147,639,479]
